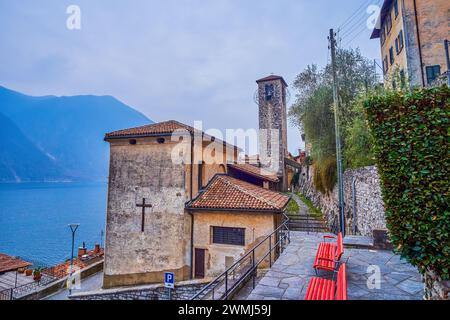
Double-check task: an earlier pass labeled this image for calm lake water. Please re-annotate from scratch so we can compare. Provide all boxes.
[0,182,107,266]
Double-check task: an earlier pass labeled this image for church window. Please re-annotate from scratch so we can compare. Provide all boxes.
[212,227,245,246]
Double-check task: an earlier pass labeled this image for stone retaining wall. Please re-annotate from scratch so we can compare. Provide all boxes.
[69,279,209,300]
[298,165,386,237]
[424,269,450,300]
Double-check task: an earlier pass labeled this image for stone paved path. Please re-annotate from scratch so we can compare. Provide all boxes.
[287,193,328,233]
[246,232,424,300]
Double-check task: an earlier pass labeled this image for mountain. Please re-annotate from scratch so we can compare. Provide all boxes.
[0,113,69,182]
[0,86,152,182]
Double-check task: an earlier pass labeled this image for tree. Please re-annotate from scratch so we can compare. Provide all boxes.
[289,48,377,191]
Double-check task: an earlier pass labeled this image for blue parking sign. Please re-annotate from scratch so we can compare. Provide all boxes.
[164,272,174,289]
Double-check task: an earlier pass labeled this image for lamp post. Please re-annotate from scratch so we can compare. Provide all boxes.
[68,223,80,294]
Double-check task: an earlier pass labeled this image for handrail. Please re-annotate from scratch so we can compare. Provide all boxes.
[191,220,290,300]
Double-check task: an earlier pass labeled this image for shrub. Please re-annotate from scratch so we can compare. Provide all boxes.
[313,157,337,194]
[343,95,376,169]
[313,163,325,194]
[364,86,450,279]
[321,157,337,193]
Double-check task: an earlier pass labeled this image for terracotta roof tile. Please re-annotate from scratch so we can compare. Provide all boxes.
[0,254,32,273]
[44,248,104,279]
[228,163,279,183]
[187,175,290,212]
[256,75,288,87]
[105,120,194,139]
[105,120,240,151]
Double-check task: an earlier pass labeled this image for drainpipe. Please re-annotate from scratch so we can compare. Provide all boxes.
[445,40,450,87]
[189,212,194,280]
[413,0,425,87]
[189,133,194,279]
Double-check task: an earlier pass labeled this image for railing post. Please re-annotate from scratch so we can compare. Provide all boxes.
[10,288,13,300]
[278,228,282,254]
[287,224,291,244]
[252,250,256,289]
[269,236,272,268]
[224,271,228,300]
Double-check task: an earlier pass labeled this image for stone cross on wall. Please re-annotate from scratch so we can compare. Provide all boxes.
[136,198,152,232]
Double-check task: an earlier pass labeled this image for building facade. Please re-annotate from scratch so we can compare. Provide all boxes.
[371,0,449,88]
[102,121,238,288]
[102,75,293,288]
[186,174,288,278]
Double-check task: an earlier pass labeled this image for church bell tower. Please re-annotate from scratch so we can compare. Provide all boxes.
[256,75,288,189]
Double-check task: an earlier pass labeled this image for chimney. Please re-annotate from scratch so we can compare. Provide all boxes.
[78,246,87,258]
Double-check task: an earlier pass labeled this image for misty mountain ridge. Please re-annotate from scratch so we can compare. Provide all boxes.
[0,86,153,182]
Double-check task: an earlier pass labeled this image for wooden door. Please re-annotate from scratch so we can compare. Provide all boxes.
[195,248,206,278]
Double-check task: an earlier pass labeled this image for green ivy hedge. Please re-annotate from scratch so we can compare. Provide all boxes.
[364,86,449,279]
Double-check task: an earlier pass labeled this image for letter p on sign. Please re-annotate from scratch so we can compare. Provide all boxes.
[165,272,175,289]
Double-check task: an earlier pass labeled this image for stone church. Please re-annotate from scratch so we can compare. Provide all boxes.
[102,75,299,288]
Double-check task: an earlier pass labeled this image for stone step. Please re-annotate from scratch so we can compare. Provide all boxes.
[288,220,326,224]
[287,215,325,220]
[289,224,328,229]
[290,227,329,232]
[287,217,326,222]
[343,235,374,249]
[288,221,326,225]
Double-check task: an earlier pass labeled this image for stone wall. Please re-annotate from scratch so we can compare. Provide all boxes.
[298,165,386,237]
[424,269,450,300]
[257,77,288,186]
[193,211,276,277]
[70,279,209,301]
[104,137,192,288]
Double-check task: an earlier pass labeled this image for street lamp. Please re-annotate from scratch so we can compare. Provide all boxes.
[68,223,80,294]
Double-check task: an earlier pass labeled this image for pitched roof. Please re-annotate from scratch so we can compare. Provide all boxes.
[105,120,194,139]
[256,75,288,87]
[104,120,240,150]
[227,163,279,183]
[0,254,32,273]
[187,174,290,212]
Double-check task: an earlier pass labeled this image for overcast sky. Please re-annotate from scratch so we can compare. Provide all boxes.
[0,0,383,154]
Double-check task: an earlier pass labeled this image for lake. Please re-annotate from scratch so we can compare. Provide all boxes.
[0,182,107,266]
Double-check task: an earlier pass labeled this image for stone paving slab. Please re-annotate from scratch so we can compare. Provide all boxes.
[246,232,424,300]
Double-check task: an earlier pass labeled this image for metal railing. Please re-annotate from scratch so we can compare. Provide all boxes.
[191,220,290,300]
[0,258,63,300]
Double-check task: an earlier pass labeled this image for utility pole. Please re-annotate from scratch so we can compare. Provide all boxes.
[329,29,345,236]
[445,40,450,87]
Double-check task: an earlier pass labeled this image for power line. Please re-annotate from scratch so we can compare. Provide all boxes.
[344,25,369,47]
[340,14,369,40]
[338,0,372,30]
[339,0,383,41]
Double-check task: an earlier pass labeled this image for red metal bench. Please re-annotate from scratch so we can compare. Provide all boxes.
[304,263,348,300]
[313,233,344,273]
